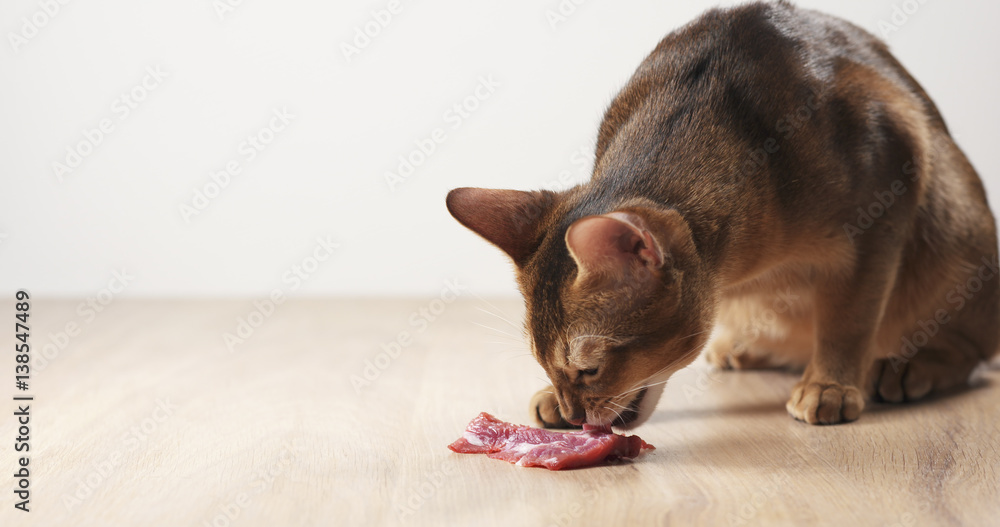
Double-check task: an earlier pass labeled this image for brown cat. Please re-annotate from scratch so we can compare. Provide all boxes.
[446,1,998,427]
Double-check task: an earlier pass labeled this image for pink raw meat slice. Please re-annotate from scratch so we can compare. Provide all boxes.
[448,412,654,470]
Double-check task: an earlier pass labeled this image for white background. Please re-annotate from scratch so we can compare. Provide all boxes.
[1,0,997,298]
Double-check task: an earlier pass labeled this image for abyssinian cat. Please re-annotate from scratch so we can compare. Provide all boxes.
[446,1,998,427]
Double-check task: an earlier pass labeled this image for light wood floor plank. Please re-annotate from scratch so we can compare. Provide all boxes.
[0,299,997,526]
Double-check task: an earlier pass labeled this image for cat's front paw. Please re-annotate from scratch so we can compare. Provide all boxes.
[786,381,864,425]
[530,387,580,429]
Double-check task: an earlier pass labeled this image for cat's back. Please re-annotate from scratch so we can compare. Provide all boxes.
[647,1,934,108]
[598,0,948,161]
[586,1,995,293]
[593,0,978,226]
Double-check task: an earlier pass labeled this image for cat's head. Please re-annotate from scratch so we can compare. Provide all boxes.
[447,187,712,429]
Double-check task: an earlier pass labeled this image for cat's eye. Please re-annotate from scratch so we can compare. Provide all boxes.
[579,367,599,378]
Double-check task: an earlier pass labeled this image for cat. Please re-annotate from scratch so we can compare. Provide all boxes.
[446,1,998,427]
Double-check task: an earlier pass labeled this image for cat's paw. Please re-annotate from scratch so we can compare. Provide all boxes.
[786,381,864,425]
[868,349,977,403]
[530,387,580,429]
[705,338,775,370]
[869,358,931,403]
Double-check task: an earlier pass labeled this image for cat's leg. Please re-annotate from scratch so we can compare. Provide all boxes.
[868,338,980,403]
[873,238,999,401]
[869,280,998,402]
[785,245,908,424]
[529,386,580,429]
[705,326,811,370]
[705,329,784,370]
[705,293,814,370]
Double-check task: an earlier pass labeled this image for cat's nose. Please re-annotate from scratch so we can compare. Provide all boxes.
[562,406,586,426]
[556,389,586,426]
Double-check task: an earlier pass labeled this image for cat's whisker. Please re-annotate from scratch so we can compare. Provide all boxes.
[474,305,523,333]
[618,377,673,398]
[614,340,707,398]
[481,336,525,344]
[483,340,524,346]
[602,405,625,425]
[470,293,525,333]
[617,362,680,397]
[501,353,534,361]
[608,330,712,399]
[618,361,687,397]
[678,328,711,342]
[617,369,683,399]
[478,340,530,361]
[481,343,530,355]
[469,321,522,340]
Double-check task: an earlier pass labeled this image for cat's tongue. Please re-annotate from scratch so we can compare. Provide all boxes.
[582,423,613,434]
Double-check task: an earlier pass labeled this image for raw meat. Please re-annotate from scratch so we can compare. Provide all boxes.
[448,412,654,470]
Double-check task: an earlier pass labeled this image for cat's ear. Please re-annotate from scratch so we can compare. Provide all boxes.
[446,187,556,265]
[565,212,665,279]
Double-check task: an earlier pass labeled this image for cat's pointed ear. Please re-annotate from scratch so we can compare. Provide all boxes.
[565,211,666,280]
[446,187,556,265]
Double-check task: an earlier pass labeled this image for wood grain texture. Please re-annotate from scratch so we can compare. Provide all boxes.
[1,298,998,526]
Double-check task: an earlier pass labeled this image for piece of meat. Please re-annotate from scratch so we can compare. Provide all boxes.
[448,412,654,470]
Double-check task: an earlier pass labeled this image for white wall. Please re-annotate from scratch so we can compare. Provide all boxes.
[1,0,997,298]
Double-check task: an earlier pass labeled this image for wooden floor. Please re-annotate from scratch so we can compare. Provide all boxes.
[1,298,998,527]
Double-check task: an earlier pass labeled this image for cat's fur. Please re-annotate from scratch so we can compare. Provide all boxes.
[446,1,998,427]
